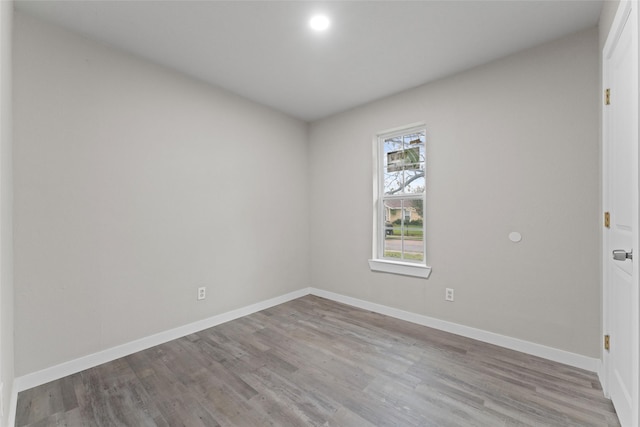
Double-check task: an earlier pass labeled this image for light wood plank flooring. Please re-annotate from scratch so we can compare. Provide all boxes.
[16,295,620,426]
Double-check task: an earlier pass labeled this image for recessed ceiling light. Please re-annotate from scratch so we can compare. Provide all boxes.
[309,15,330,31]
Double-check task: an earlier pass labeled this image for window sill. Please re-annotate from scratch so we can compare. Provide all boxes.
[368,259,432,279]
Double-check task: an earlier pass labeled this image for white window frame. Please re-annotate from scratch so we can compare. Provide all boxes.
[368,123,432,279]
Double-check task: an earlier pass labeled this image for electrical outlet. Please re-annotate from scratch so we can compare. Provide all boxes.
[445,288,454,302]
[197,287,206,300]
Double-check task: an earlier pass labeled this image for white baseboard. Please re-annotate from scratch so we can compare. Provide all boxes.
[309,288,601,373]
[13,287,311,395]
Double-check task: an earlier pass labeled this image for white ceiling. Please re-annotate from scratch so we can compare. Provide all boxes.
[15,0,603,122]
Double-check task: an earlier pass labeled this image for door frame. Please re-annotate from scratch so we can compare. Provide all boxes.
[601,1,640,426]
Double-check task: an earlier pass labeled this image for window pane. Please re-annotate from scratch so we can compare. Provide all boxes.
[383,131,425,195]
[383,198,424,262]
[383,136,404,194]
[404,169,425,194]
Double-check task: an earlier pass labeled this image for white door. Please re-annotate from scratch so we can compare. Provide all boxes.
[603,2,639,427]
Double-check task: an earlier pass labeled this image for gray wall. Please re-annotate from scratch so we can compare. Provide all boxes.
[309,28,600,357]
[13,12,310,376]
[0,0,14,423]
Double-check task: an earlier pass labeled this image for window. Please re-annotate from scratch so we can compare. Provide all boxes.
[369,124,431,278]
[403,208,411,222]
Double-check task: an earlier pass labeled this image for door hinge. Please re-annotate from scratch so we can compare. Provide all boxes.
[604,334,610,351]
[605,88,611,105]
[604,211,610,228]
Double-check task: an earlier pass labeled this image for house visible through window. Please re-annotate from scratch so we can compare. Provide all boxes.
[369,124,431,278]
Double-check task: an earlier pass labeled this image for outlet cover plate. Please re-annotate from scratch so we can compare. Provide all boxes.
[445,288,454,302]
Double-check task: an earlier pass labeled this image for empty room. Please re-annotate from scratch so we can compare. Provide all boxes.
[0,0,639,426]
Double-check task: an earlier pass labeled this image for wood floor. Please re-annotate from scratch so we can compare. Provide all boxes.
[16,295,620,427]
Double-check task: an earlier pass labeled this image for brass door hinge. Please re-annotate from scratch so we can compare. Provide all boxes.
[604,334,610,351]
[605,88,611,105]
[604,211,610,228]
